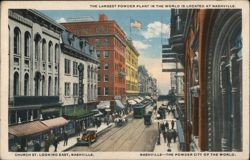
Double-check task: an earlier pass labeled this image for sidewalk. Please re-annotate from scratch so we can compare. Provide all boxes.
[49,122,114,152]
[153,111,180,152]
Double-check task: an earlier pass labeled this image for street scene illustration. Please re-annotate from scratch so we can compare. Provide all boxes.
[8,9,242,152]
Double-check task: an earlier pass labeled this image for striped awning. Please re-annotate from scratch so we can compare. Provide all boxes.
[41,117,68,129]
[9,121,48,137]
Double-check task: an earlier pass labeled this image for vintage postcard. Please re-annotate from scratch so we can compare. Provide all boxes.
[0,1,249,160]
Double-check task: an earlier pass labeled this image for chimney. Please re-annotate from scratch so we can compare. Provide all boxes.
[99,14,108,21]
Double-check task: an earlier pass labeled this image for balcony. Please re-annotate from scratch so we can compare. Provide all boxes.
[9,96,61,108]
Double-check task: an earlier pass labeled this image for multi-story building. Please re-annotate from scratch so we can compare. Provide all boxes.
[125,39,139,97]
[61,14,126,103]
[8,9,65,151]
[60,30,99,124]
[168,9,242,152]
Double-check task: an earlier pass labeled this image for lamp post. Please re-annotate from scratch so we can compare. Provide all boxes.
[157,115,161,145]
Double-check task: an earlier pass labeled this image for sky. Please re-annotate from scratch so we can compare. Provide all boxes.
[40,10,172,94]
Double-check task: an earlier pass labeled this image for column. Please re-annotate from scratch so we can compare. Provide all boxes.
[230,51,241,151]
[220,56,231,151]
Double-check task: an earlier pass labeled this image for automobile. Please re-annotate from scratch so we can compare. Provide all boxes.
[77,130,97,146]
[144,114,152,125]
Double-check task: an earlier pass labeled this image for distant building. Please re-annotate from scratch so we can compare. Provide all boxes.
[61,14,126,103]
[125,40,139,97]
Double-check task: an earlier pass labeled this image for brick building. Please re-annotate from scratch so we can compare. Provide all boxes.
[168,9,242,151]
[61,14,126,103]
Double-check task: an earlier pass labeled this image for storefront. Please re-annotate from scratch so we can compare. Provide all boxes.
[9,121,49,152]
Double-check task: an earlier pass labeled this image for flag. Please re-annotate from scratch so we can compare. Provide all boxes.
[131,19,142,29]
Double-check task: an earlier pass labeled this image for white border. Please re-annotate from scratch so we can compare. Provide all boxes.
[1,1,249,160]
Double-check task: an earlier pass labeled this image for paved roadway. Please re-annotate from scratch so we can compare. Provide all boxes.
[69,106,158,152]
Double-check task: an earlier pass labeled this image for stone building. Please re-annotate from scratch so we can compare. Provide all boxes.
[60,14,126,103]
[8,9,65,151]
[168,9,242,151]
[125,39,139,97]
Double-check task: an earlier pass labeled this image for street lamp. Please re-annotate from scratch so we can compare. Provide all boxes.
[157,116,161,145]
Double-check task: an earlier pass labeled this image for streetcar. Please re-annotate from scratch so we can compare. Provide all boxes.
[133,104,146,118]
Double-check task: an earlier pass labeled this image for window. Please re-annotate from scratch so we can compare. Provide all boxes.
[96,26,100,33]
[14,28,20,55]
[42,39,46,61]
[73,62,78,76]
[34,35,41,61]
[13,72,19,96]
[97,64,100,70]
[98,74,101,81]
[95,39,100,47]
[104,26,108,33]
[55,44,59,63]
[24,32,30,57]
[104,64,108,70]
[104,75,108,82]
[54,77,58,95]
[64,59,71,74]
[98,87,101,95]
[104,51,109,58]
[104,87,108,95]
[96,51,100,58]
[48,41,53,63]
[24,74,29,96]
[64,83,70,96]
[48,76,52,96]
[73,83,79,97]
[104,39,109,46]
[42,76,45,96]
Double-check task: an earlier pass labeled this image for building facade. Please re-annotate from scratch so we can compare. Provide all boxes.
[60,30,99,113]
[8,9,65,151]
[169,9,242,151]
[125,40,139,97]
[61,14,126,102]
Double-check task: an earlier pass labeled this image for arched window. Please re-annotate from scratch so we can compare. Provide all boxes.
[48,41,53,63]
[42,75,45,96]
[13,72,19,96]
[24,73,29,96]
[24,32,30,57]
[34,72,41,96]
[54,77,57,95]
[42,39,46,61]
[34,34,41,61]
[14,27,21,55]
[48,76,52,96]
[54,44,59,63]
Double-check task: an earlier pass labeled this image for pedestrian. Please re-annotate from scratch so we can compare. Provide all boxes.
[172,129,178,143]
[166,131,172,147]
[163,131,167,143]
[160,123,166,133]
[53,136,59,152]
[165,121,169,130]
[63,131,68,146]
[34,141,41,151]
[44,137,50,152]
[171,120,175,129]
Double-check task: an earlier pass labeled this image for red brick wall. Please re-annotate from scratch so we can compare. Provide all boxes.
[61,15,126,102]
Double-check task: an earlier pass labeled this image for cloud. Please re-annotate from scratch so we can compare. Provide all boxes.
[56,17,66,23]
[141,21,170,39]
[139,57,171,94]
[132,40,151,50]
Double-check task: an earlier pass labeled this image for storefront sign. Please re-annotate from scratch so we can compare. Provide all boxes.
[78,63,84,104]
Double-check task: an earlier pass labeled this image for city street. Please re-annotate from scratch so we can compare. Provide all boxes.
[69,106,158,152]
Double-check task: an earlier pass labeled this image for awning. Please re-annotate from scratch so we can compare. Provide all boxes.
[41,117,68,129]
[145,96,151,99]
[9,121,48,137]
[115,100,125,110]
[178,100,185,104]
[128,100,137,105]
[97,101,110,109]
[134,98,142,103]
[92,109,104,117]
